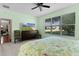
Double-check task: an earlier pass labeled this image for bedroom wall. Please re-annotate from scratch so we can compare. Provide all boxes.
[0,8,37,42]
[36,4,79,40]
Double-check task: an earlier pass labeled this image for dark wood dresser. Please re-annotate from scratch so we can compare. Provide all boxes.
[21,30,41,41]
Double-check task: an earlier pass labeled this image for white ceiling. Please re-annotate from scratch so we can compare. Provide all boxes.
[0,3,77,17]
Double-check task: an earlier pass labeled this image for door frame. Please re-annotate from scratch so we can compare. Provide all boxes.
[0,18,12,43]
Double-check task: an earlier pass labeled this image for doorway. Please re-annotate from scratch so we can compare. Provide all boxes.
[0,18,12,44]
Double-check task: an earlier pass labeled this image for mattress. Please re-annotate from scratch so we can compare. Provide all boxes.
[18,36,79,56]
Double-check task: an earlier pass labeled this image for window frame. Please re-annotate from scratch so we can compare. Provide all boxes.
[45,12,75,36]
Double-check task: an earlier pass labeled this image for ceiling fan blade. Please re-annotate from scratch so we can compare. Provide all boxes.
[34,3,38,5]
[32,6,38,10]
[42,5,50,8]
[39,6,42,11]
[2,5,10,8]
[35,3,43,5]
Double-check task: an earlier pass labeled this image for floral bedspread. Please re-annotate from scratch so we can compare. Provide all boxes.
[18,36,79,56]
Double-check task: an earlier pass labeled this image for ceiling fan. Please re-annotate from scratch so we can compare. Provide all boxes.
[32,3,50,11]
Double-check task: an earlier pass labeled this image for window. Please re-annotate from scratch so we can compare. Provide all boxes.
[45,18,52,33]
[62,25,75,36]
[45,13,75,36]
[62,13,75,36]
[52,16,61,35]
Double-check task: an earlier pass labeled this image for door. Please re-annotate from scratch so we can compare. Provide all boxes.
[0,18,12,44]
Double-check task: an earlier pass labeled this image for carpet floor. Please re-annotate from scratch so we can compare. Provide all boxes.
[0,41,28,56]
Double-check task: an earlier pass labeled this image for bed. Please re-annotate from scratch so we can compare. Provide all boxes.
[18,36,79,56]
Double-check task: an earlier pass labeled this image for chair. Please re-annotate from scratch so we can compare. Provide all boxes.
[14,30,21,43]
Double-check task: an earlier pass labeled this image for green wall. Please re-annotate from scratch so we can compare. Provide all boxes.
[0,8,37,42]
[36,4,79,40]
